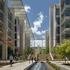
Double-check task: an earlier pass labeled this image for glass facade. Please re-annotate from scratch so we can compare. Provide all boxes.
[56,27,60,34]
[64,0,70,5]
[0,0,5,59]
[56,6,60,44]
[56,17,60,25]
[56,8,60,15]
[61,0,70,40]
[0,0,4,12]
[64,8,70,16]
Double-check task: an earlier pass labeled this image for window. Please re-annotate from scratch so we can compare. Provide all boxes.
[56,36,60,43]
[65,24,70,28]
[15,33,17,39]
[56,17,60,25]
[56,8,60,15]
[65,34,70,39]
[56,27,60,34]
[65,0,70,5]
[64,8,70,16]
[0,1,4,11]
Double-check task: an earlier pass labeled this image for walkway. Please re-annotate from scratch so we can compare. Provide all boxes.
[0,61,33,70]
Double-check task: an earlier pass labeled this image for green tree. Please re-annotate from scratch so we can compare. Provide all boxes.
[54,40,70,59]
[45,47,49,54]
[23,47,34,59]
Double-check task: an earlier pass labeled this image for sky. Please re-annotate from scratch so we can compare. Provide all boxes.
[22,0,60,47]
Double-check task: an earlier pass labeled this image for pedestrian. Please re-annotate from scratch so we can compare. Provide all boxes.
[31,56,33,63]
[9,55,13,67]
[34,57,36,62]
[65,57,68,63]
[28,54,31,63]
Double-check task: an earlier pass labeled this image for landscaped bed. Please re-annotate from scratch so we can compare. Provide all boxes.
[63,63,70,66]
[48,61,61,70]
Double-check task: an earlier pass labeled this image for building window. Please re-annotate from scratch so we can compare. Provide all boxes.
[65,0,70,5]
[56,17,60,25]
[56,27,60,34]
[65,33,70,39]
[64,8,70,16]
[15,33,17,39]
[56,8,60,15]
[56,36,60,43]
[15,26,17,32]
[65,23,70,28]
[15,40,17,47]
[0,1,4,11]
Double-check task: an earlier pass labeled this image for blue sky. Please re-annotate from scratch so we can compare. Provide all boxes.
[22,0,60,40]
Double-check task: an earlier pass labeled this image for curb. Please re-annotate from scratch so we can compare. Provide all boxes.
[24,62,37,70]
[48,61,67,70]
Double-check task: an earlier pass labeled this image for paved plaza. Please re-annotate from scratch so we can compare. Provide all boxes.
[0,61,33,70]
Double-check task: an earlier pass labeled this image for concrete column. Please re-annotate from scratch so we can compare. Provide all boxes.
[2,0,8,60]
[2,45,7,60]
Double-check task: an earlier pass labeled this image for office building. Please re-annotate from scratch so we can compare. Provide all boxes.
[60,0,70,42]
[0,0,32,59]
[0,0,5,59]
[14,17,20,55]
[49,4,60,48]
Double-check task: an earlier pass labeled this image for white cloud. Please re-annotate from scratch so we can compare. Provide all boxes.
[31,26,38,33]
[41,30,46,34]
[24,5,31,13]
[33,12,44,28]
[31,12,44,35]
[35,30,46,35]
[42,35,45,39]
[35,31,42,35]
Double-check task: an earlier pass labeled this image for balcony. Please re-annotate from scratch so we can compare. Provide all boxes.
[61,16,70,25]
[65,33,70,39]
[61,1,70,14]
[62,19,70,32]
[63,28,70,32]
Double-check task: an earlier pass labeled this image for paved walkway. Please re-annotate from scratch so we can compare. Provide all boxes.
[50,61,70,70]
[0,61,33,70]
